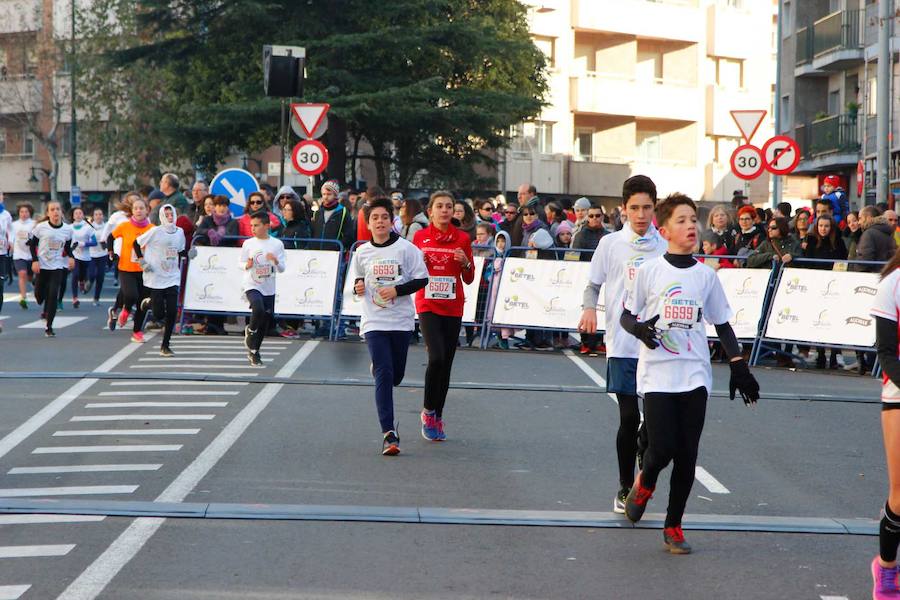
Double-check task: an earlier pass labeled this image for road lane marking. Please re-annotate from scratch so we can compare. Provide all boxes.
[0,515,105,524]
[0,486,137,497]
[0,585,30,600]
[33,445,182,454]
[9,465,161,475]
[168,339,292,345]
[85,402,227,408]
[0,545,75,558]
[71,415,215,422]
[563,350,619,405]
[142,350,282,356]
[137,357,260,362]
[98,391,239,397]
[18,317,86,329]
[58,341,320,600]
[0,337,148,462]
[694,467,731,494]
[108,381,247,387]
[53,429,200,437]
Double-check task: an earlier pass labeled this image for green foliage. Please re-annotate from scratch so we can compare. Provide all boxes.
[76,0,546,188]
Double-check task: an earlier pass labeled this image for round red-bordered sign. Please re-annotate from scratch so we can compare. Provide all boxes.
[761,135,801,176]
[729,144,765,180]
[291,140,329,176]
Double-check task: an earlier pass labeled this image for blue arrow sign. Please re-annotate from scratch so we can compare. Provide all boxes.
[209,168,260,217]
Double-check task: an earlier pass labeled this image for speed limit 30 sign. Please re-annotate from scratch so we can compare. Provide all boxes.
[291,140,329,177]
[729,144,765,180]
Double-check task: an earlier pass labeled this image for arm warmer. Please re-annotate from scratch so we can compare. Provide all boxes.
[28,236,38,261]
[582,281,601,310]
[713,321,742,359]
[64,241,74,256]
[395,277,428,297]
[132,240,143,259]
[106,234,115,252]
[877,316,900,388]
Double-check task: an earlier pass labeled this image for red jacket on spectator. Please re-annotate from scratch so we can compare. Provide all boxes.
[413,223,475,318]
[356,208,371,243]
[237,211,280,242]
[699,245,735,269]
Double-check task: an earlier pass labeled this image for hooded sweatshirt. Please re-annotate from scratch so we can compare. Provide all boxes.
[136,204,186,289]
[853,216,898,272]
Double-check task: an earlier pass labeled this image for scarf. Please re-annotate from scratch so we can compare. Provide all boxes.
[208,211,232,245]
[159,203,177,234]
[428,222,457,244]
[321,196,339,209]
[623,222,664,253]
[522,219,542,234]
[131,216,150,228]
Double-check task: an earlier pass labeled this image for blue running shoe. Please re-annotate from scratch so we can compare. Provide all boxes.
[435,417,447,441]
[421,410,440,441]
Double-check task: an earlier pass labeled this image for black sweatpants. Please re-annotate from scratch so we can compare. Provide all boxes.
[616,394,641,489]
[34,268,65,330]
[246,289,274,352]
[118,271,147,333]
[418,311,462,418]
[150,286,179,349]
[640,386,708,528]
[72,259,90,298]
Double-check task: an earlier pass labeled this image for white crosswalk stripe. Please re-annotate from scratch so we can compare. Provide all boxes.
[0,515,105,524]
[0,585,31,599]
[108,381,247,386]
[0,485,137,497]
[71,415,215,422]
[53,429,200,437]
[0,545,75,558]
[18,317,86,329]
[98,391,239,397]
[9,465,161,475]
[85,402,227,408]
[33,445,182,453]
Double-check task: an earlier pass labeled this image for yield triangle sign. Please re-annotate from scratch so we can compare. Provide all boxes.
[730,110,767,144]
[291,103,330,138]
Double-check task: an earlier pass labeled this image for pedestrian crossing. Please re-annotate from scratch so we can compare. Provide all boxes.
[18,316,86,329]
[0,333,301,598]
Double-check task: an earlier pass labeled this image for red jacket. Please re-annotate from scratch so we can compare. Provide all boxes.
[356,208,371,243]
[237,212,281,242]
[700,244,735,269]
[413,223,475,318]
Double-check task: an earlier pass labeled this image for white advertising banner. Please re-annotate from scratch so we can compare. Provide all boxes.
[490,257,606,331]
[763,267,880,347]
[183,246,248,314]
[340,254,486,324]
[704,269,770,340]
[273,250,341,317]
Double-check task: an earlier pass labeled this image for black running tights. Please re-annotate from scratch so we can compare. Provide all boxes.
[246,289,274,352]
[150,286,179,349]
[118,271,147,333]
[640,386,707,528]
[419,312,461,418]
[34,268,65,330]
[616,394,641,489]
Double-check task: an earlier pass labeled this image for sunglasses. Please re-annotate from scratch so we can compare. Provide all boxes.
[768,225,778,230]
[504,210,517,215]
[522,211,536,216]
[587,214,603,219]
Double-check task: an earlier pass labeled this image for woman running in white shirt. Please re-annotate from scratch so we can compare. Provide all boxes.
[11,203,36,309]
[28,201,74,337]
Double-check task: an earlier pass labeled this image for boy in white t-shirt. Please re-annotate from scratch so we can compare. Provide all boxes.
[240,211,286,367]
[351,198,429,455]
[619,193,759,554]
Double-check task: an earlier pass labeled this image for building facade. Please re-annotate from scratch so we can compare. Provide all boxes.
[502,0,778,206]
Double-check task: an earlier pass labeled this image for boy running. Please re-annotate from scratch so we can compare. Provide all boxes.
[240,211,286,367]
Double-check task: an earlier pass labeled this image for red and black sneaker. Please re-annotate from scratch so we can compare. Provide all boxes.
[624,472,654,523]
[663,525,692,554]
[579,343,590,355]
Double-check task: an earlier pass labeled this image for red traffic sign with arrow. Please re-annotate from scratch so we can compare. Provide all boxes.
[761,135,800,176]
[291,140,329,177]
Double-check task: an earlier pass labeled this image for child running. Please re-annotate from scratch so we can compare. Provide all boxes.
[869,248,900,598]
[413,190,475,441]
[619,193,760,554]
[103,196,132,329]
[11,203,36,309]
[240,211,285,367]
[87,208,108,306]
[108,195,153,342]
[28,201,74,337]
[135,204,186,357]
[577,175,666,514]
[69,206,92,309]
[350,197,429,455]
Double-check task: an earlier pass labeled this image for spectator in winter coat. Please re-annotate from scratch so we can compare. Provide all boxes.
[747,217,801,268]
[571,205,605,257]
[699,231,735,270]
[400,198,429,242]
[734,205,765,259]
[195,195,240,247]
[453,200,477,242]
[554,220,573,250]
[312,181,355,251]
[237,192,281,240]
[803,214,848,369]
[821,175,848,226]
[706,204,738,254]
[844,211,862,259]
[852,206,897,272]
[279,197,312,249]
[571,197,592,237]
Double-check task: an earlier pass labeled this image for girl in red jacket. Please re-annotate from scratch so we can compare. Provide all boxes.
[413,191,475,441]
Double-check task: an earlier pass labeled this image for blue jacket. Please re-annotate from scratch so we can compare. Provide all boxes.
[823,189,849,225]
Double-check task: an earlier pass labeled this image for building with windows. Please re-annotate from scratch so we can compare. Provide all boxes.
[502,0,779,206]
[779,0,899,208]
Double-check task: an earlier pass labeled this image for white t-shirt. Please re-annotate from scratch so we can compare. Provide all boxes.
[625,257,733,396]
[11,218,35,261]
[0,214,10,256]
[239,236,286,297]
[871,268,900,404]
[70,222,94,262]
[87,221,107,258]
[350,235,429,335]
[137,226,186,290]
[30,221,73,271]
[586,223,666,358]
[103,211,129,256]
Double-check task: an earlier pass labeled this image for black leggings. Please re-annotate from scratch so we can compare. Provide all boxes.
[419,312,461,418]
[88,256,106,301]
[616,394,641,489]
[34,268,65,329]
[118,271,147,333]
[641,386,707,528]
[246,289,274,352]
[150,286,179,349]
[71,259,90,298]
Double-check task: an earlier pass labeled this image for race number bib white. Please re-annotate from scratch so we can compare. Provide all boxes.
[251,254,274,283]
[0,236,7,253]
[44,239,63,259]
[162,247,179,272]
[369,260,401,284]
[425,275,456,300]
[659,297,703,331]
[16,230,27,241]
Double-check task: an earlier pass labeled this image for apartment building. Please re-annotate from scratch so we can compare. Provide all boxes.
[0,0,117,207]
[779,0,899,208]
[503,0,778,205]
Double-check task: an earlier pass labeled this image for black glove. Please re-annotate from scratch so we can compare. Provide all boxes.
[729,359,760,406]
[633,315,660,350]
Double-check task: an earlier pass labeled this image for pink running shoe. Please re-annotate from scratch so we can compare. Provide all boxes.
[117,309,130,328]
[130,331,145,343]
[872,557,900,600]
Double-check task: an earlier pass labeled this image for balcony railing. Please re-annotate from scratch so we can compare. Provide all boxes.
[796,26,812,66]
[809,114,860,156]
[813,10,861,56]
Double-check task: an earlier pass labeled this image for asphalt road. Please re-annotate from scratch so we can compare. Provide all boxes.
[0,297,885,599]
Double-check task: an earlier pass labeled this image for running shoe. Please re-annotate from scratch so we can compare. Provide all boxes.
[624,473,654,523]
[83,280,93,294]
[613,487,628,514]
[140,297,151,314]
[159,346,174,357]
[435,417,447,441]
[117,309,129,329]
[382,430,400,456]
[92,301,99,307]
[663,526,692,555]
[579,343,590,355]
[421,410,440,441]
[131,331,145,343]
[57,300,63,311]
[44,328,55,338]
[73,298,80,309]
[279,328,299,339]
[594,344,607,354]
[18,298,27,309]
[872,557,900,600]
[107,307,117,331]
[248,351,264,367]
[244,326,253,350]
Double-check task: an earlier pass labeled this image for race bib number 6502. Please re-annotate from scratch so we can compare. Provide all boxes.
[425,276,456,300]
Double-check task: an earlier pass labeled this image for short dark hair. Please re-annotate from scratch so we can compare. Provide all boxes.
[655,193,696,227]
[247,191,266,205]
[212,195,230,207]
[16,202,34,217]
[776,202,792,217]
[366,185,387,200]
[767,217,789,239]
[249,211,269,224]
[364,197,394,222]
[816,198,834,212]
[622,175,657,206]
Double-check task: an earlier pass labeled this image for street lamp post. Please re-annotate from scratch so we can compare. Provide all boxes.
[70,0,77,188]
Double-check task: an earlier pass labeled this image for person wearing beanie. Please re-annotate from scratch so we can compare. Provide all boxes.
[554,219,574,249]
[311,179,354,251]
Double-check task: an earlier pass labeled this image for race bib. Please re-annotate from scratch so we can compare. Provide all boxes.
[659,296,703,331]
[525,249,538,260]
[368,260,401,284]
[162,247,179,271]
[44,239,63,259]
[425,275,456,300]
[0,237,7,252]
[16,230,27,240]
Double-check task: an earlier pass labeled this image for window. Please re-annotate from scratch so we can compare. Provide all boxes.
[781,94,791,130]
[782,1,792,36]
[0,128,6,155]
[23,46,37,77]
[532,36,556,69]
[828,90,840,115]
[637,45,663,82]
[57,124,71,156]
[22,128,33,156]
[636,131,662,162]
[535,121,553,154]
[867,77,877,115]
[574,129,593,161]
[828,0,840,12]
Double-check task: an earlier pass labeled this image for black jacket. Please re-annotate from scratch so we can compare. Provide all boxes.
[803,236,848,269]
[311,204,355,251]
[571,226,604,261]
[853,217,897,272]
[280,218,313,249]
